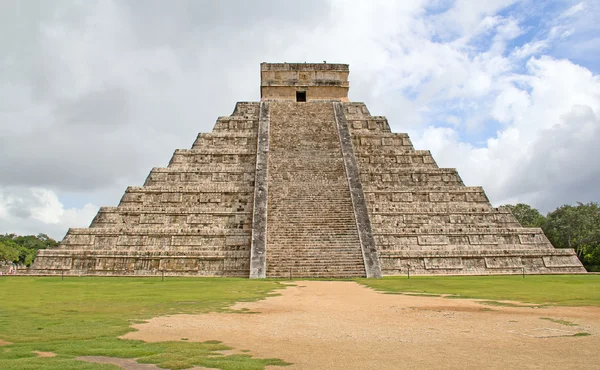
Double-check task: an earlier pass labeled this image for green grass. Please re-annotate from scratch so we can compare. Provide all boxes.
[478,300,538,308]
[3,275,598,369]
[0,277,290,370]
[540,317,579,326]
[573,332,591,337]
[356,275,600,306]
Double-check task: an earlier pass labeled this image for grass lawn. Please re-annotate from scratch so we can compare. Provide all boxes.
[2,275,599,369]
[0,277,289,370]
[357,275,600,306]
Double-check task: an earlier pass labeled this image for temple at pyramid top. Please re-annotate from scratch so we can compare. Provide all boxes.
[29,62,586,278]
[260,62,349,102]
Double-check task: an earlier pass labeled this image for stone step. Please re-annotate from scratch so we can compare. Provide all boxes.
[268,258,364,264]
[267,269,365,275]
[269,204,355,208]
[268,232,360,236]
[268,236,361,240]
[268,234,360,237]
[265,101,365,278]
[268,200,354,204]
[267,263,365,268]
[269,258,363,263]
[267,268,365,274]
[267,227,359,231]
[266,220,358,224]
[266,245,363,249]
[268,242,361,245]
[268,218,357,221]
[267,273,365,278]
[267,249,363,254]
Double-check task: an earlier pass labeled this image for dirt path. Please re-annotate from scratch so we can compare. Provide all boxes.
[123,281,600,369]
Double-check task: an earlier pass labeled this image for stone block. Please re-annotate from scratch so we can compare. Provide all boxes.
[418,235,449,245]
[543,255,583,268]
[519,233,547,244]
[485,257,523,268]
[469,235,498,245]
[424,257,463,269]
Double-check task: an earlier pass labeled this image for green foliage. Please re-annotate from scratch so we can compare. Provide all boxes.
[358,275,600,306]
[502,202,600,271]
[0,234,58,266]
[543,202,600,269]
[0,240,19,263]
[502,203,546,227]
[0,277,289,370]
[539,317,578,327]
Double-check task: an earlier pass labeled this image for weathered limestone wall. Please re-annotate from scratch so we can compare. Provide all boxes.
[343,102,586,275]
[261,62,349,101]
[261,86,349,102]
[30,102,260,276]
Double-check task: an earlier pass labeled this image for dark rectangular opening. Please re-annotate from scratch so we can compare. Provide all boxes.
[296,91,306,102]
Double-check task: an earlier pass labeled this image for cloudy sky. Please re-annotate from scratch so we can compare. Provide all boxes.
[1,0,599,240]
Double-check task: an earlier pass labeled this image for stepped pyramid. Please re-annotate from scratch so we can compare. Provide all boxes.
[30,62,586,277]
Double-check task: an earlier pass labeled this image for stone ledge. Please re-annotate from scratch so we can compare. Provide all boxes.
[125,185,252,193]
[261,62,349,71]
[365,186,486,193]
[374,227,546,234]
[379,248,578,257]
[173,148,255,155]
[66,228,250,235]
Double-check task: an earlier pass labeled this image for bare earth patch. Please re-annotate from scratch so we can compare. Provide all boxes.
[33,351,56,357]
[123,281,600,369]
[76,356,217,370]
[0,340,11,346]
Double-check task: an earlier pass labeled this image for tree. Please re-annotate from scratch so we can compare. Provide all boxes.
[543,202,600,271]
[0,233,59,266]
[0,240,20,263]
[503,203,546,228]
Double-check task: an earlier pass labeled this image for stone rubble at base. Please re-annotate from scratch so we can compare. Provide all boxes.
[29,63,586,277]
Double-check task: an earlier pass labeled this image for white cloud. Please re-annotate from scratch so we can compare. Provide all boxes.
[414,56,600,212]
[0,187,98,239]
[511,40,549,60]
[560,2,586,18]
[0,0,598,240]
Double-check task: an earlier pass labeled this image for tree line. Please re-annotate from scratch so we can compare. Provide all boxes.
[503,202,600,271]
[0,234,58,267]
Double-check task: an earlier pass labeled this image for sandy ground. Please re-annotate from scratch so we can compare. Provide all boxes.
[33,351,56,357]
[0,339,11,346]
[123,281,600,370]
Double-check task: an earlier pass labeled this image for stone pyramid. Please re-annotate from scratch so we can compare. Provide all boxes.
[30,62,586,277]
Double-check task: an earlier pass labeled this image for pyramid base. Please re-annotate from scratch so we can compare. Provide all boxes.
[26,248,586,277]
[26,249,250,277]
[380,249,586,275]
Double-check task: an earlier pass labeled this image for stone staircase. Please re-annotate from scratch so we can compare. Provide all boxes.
[266,102,366,277]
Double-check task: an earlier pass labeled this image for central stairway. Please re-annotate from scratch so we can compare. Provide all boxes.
[266,102,366,278]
